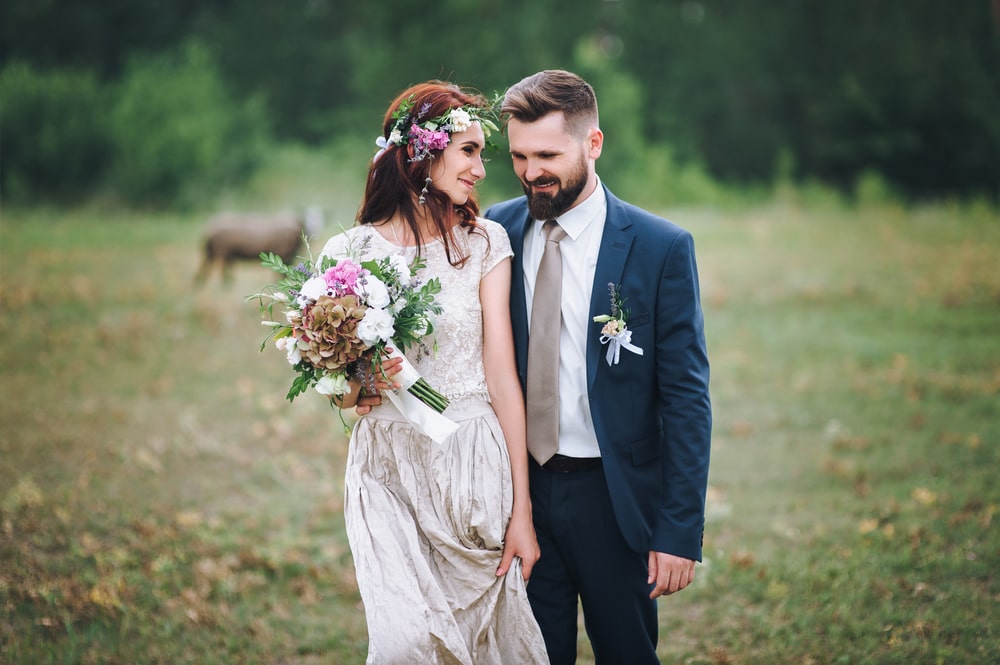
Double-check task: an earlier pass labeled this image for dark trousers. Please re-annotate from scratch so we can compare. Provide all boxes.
[528,463,660,665]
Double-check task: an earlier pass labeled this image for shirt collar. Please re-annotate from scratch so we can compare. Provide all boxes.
[533,177,606,241]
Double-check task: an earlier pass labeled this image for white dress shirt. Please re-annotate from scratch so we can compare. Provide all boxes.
[522,180,607,458]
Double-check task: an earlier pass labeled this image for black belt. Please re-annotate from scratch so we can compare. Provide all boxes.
[533,454,603,473]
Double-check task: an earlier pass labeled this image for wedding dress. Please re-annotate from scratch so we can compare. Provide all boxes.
[321,220,548,665]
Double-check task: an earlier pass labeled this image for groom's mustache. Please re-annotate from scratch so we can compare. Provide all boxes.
[524,176,559,190]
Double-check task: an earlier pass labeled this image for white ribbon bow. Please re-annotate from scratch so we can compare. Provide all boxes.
[373,136,389,163]
[600,329,644,366]
[382,348,458,444]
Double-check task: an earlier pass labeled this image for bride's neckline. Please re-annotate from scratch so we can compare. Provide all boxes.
[371,221,443,249]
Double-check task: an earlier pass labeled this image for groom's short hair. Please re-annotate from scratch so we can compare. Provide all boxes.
[501,70,599,138]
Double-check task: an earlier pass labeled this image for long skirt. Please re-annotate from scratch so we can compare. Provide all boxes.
[344,396,548,665]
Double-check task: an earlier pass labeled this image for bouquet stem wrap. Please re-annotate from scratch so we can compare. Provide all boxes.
[382,348,458,444]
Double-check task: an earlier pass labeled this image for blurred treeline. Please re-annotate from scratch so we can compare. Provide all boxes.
[2,0,998,208]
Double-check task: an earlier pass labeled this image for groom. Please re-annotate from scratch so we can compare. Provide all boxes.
[484,70,712,664]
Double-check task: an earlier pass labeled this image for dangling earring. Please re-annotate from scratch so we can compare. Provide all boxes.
[418,177,432,205]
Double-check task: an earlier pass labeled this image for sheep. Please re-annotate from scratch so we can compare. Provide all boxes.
[194,206,324,283]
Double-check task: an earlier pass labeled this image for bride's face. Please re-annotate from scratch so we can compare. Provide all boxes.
[429,123,487,206]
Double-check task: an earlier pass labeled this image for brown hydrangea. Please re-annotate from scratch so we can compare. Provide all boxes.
[292,294,369,370]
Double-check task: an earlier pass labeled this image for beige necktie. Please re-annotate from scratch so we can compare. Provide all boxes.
[526,220,567,465]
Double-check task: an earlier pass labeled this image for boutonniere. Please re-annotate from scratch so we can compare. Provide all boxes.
[593,282,644,366]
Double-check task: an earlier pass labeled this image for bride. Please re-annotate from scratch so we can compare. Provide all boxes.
[321,80,548,665]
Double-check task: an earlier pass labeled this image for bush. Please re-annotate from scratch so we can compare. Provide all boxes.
[853,169,899,207]
[109,41,269,207]
[0,61,111,202]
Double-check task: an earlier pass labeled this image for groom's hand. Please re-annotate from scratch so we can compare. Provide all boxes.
[647,551,696,598]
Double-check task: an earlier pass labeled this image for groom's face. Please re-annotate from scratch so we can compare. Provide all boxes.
[507,112,601,220]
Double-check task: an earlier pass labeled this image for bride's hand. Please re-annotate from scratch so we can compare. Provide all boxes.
[354,349,404,415]
[497,510,541,581]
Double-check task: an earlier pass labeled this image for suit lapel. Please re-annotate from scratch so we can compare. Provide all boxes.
[587,188,634,391]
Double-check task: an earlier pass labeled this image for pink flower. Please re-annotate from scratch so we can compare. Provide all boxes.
[409,124,450,156]
[323,260,366,296]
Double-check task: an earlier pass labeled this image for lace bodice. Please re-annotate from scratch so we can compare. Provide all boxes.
[320,219,513,402]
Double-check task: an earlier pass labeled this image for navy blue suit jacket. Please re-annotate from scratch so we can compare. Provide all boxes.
[485,184,712,561]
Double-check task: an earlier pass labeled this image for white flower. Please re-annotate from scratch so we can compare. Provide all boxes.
[410,316,430,337]
[388,254,411,282]
[315,373,350,396]
[359,275,390,309]
[275,336,301,365]
[357,308,395,346]
[388,128,403,145]
[448,108,473,133]
[299,276,327,302]
[390,296,408,315]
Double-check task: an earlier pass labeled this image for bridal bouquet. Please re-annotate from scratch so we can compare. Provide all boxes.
[251,243,457,440]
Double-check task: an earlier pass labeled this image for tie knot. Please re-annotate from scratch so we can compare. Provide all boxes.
[543,219,567,243]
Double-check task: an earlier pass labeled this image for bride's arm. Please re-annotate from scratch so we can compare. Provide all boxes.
[481,257,540,581]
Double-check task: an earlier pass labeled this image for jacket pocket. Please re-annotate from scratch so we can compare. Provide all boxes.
[628,311,651,328]
[629,434,662,466]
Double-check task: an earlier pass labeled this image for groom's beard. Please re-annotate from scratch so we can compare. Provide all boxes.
[521,157,588,221]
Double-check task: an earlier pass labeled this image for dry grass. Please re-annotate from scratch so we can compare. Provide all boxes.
[2,196,998,664]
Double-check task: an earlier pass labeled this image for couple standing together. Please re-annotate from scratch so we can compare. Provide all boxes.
[322,69,712,665]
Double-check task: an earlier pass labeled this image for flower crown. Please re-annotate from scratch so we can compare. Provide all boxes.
[374,95,500,163]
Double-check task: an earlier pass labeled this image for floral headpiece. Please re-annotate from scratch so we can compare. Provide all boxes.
[373,95,500,163]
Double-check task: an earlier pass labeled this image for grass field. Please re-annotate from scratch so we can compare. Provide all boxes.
[1,181,998,664]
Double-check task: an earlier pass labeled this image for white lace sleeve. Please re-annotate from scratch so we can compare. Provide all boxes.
[320,225,386,262]
[319,230,350,260]
[478,218,514,277]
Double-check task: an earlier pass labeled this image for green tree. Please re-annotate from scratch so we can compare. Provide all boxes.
[0,61,110,201]
[109,41,268,207]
